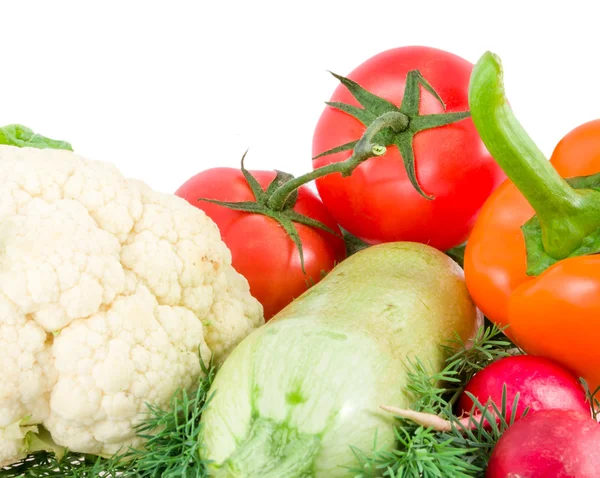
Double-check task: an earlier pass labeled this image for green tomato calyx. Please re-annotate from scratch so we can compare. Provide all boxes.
[312,69,472,199]
[198,151,341,276]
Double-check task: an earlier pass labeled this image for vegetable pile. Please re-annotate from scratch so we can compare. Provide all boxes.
[2,46,600,477]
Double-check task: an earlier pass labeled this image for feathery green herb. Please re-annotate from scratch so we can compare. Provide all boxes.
[348,323,519,477]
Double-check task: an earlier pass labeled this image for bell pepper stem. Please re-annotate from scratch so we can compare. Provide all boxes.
[469,52,600,260]
[267,111,409,211]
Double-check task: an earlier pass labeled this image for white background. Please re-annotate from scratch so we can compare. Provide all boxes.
[1,1,598,193]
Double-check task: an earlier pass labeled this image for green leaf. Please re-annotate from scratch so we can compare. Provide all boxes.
[313,141,358,160]
[286,209,340,237]
[239,150,266,203]
[523,173,600,276]
[325,101,377,126]
[566,172,600,191]
[197,198,268,214]
[237,152,299,209]
[394,134,433,199]
[328,71,400,117]
[445,243,466,268]
[523,215,600,276]
[312,140,358,160]
[411,111,471,131]
[341,228,370,257]
[277,214,307,273]
[400,70,446,115]
[0,124,73,151]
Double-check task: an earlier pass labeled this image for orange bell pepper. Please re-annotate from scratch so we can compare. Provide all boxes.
[464,52,600,391]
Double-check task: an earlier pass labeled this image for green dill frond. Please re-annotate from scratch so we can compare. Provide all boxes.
[348,420,481,478]
[441,323,518,380]
[436,386,527,471]
[304,262,339,288]
[0,451,123,477]
[404,357,460,414]
[123,359,216,477]
[351,323,520,478]
[440,323,518,406]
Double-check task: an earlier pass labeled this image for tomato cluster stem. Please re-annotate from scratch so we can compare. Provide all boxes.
[267,111,410,211]
[469,52,600,260]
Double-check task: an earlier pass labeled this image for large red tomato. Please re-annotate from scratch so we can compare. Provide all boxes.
[175,167,346,320]
[312,46,505,251]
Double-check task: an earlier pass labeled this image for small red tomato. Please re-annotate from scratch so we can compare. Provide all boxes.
[312,45,505,251]
[175,167,346,320]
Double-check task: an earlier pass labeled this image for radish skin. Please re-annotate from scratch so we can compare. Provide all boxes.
[486,410,600,477]
[458,355,590,419]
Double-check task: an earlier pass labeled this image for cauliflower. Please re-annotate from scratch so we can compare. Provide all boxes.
[0,144,264,467]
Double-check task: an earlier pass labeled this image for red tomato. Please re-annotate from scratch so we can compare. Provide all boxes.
[312,46,506,251]
[175,168,346,320]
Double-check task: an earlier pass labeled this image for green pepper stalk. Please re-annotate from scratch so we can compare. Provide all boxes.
[469,52,600,263]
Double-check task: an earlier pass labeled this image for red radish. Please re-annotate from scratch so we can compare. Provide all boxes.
[458,355,590,419]
[486,409,600,477]
[381,355,590,431]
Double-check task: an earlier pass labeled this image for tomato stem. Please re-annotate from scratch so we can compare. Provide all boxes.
[469,52,600,260]
[267,111,409,211]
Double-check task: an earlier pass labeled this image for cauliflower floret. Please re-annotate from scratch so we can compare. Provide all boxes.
[0,145,264,466]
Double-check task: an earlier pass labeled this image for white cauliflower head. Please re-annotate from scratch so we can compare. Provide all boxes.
[0,144,264,466]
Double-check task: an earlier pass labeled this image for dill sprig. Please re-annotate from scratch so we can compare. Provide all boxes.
[349,421,481,478]
[349,323,518,478]
[0,451,118,478]
[440,324,520,407]
[1,360,216,478]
